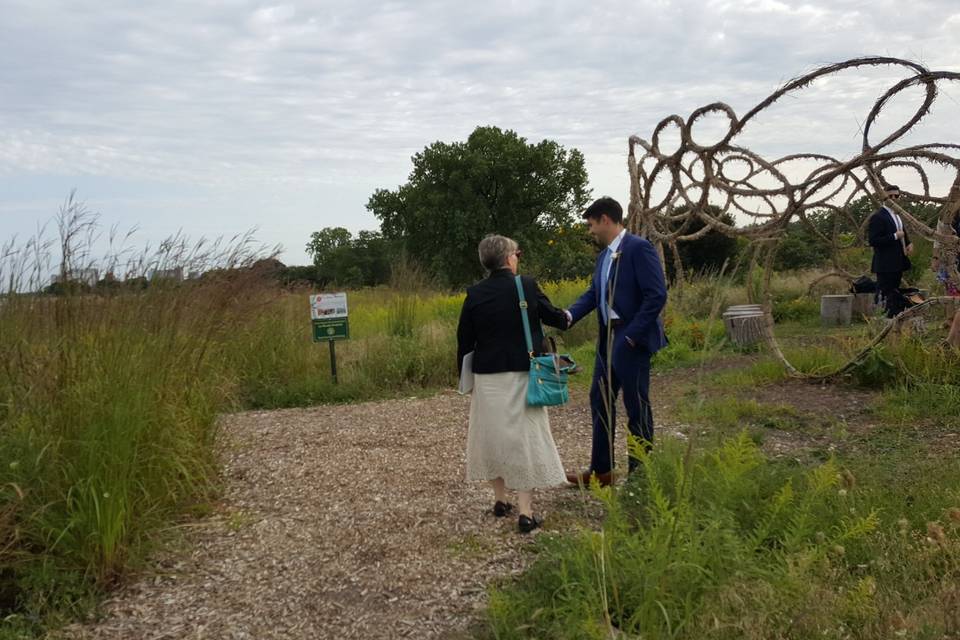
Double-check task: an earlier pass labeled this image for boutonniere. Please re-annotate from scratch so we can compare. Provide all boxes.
[611,251,622,260]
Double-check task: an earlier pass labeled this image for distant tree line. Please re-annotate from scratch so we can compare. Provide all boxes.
[48,193,937,295]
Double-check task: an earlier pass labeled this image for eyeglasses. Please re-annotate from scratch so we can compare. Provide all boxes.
[513,249,523,259]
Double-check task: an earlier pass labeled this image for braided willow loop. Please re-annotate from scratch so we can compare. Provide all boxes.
[625,57,960,378]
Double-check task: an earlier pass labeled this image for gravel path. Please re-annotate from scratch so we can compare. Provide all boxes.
[59,388,620,640]
[58,357,845,640]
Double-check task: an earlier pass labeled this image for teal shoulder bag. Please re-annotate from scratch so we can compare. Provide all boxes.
[515,276,575,407]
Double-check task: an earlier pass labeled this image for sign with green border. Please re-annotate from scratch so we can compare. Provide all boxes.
[310,293,349,342]
[312,317,349,341]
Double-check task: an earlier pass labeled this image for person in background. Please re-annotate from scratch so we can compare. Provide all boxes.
[868,183,914,318]
[931,207,960,347]
[456,234,569,533]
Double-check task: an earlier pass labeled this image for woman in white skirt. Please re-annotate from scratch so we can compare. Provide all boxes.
[456,235,569,533]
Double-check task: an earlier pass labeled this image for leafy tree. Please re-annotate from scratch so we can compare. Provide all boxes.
[367,126,591,286]
[278,265,322,287]
[665,206,740,280]
[774,211,836,271]
[523,223,596,282]
[351,230,393,286]
[304,228,395,287]
[305,227,352,267]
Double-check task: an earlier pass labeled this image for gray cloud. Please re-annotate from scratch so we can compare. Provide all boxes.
[1,0,958,263]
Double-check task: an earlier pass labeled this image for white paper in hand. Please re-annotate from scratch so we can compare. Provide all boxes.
[458,351,474,395]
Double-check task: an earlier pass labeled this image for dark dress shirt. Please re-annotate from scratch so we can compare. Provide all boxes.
[456,269,567,375]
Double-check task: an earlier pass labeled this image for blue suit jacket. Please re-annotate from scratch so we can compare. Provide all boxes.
[569,233,668,354]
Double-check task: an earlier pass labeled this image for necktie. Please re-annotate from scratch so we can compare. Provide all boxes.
[893,213,907,253]
[599,248,612,323]
[891,210,906,252]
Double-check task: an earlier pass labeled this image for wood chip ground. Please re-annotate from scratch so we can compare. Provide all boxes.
[58,360,872,639]
[58,387,620,640]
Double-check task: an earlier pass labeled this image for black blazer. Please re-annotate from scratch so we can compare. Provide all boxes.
[456,269,567,375]
[868,206,911,274]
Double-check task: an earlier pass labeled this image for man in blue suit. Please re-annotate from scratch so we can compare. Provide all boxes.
[564,197,668,487]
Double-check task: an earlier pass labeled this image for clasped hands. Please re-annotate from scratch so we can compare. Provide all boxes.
[562,309,635,347]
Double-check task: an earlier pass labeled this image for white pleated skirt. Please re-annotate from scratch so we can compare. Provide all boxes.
[465,371,567,491]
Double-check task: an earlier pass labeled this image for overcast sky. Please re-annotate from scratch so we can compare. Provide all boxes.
[1,0,958,267]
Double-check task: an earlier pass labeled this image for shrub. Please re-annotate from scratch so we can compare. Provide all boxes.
[486,433,960,639]
[772,295,819,322]
[387,294,418,337]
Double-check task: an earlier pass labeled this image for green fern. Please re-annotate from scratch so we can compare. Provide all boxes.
[748,480,796,552]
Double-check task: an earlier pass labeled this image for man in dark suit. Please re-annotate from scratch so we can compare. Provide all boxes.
[564,197,668,487]
[868,183,914,318]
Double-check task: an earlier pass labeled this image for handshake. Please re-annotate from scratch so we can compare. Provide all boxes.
[560,308,635,347]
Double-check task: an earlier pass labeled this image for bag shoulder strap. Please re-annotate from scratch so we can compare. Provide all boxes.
[514,275,534,357]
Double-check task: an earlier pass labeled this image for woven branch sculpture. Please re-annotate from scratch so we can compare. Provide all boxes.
[625,56,960,378]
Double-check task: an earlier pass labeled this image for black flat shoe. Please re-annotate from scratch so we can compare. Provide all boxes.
[518,514,541,534]
[493,501,514,517]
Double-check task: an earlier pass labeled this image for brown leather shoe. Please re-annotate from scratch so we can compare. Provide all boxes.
[565,470,614,487]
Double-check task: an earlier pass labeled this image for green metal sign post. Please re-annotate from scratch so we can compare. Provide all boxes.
[310,293,349,384]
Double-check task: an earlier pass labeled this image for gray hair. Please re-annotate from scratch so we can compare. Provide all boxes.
[477,234,518,272]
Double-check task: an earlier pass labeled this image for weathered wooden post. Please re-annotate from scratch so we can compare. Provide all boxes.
[723,304,765,346]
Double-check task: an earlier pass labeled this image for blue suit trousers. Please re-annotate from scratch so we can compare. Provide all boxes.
[589,325,653,474]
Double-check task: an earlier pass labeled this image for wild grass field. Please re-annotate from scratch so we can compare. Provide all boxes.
[2,220,959,638]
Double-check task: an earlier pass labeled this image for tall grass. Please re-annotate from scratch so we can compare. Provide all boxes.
[223,289,465,407]
[226,275,599,408]
[0,200,274,633]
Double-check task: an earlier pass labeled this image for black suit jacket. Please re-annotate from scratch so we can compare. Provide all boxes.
[456,269,567,375]
[868,206,911,274]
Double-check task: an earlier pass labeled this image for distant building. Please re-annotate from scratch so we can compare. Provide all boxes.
[150,267,184,282]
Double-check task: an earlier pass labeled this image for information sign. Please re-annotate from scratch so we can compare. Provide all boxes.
[310,293,349,341]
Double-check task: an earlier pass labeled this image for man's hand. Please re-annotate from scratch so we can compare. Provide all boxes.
[905,242,914,256]
[563,309,573,329]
